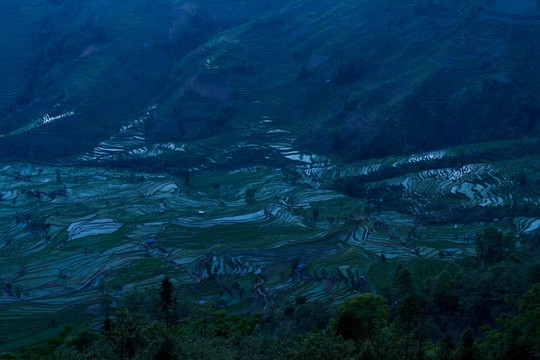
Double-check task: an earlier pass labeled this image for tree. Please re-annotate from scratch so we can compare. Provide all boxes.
[393,293,424,360]
[395,268,415,299]
[293,301,334,333]
[475,227,515,265]
[435,333,455,360]
[65,328,101,352]
[109,309,149,359]
[103,313,112,334]
[312,207,320,222]
[291,257,301,276]
[245,188,256,204]
[482,283,540,360]
[455,328,478,360]
[433,269,458,311]
[140,322,182,360]
[333,293,389,343]
[287,330,353,360]
[158,277,178,327]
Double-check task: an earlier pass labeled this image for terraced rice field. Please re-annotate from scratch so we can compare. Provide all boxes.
[1,0,540,352]
[1,138,537,351]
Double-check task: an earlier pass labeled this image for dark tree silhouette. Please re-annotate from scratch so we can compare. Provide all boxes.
[158,277,178,327]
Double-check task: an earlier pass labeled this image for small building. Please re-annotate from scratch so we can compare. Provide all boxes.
[296,264,306,272]
[145,238,156,245]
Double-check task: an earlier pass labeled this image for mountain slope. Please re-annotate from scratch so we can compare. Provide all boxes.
[0,0,539,167]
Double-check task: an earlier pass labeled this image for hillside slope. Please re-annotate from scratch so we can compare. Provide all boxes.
[0,0,539,166]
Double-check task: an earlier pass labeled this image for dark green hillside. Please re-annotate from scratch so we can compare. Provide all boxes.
[0,0,290,162]
[0,0,539,165]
